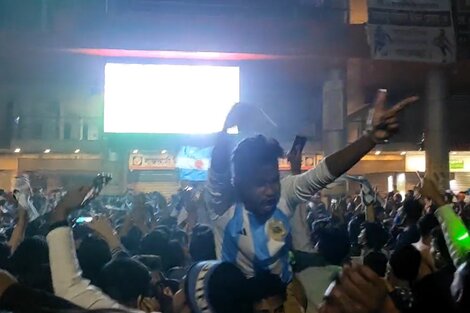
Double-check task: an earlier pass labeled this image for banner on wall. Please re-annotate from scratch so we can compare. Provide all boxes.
[367,0,456,63]
[129,154,176,171]
[129,151,322,174]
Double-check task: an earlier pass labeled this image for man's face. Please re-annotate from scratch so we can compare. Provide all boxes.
[457,193,466,202]
[237,164,280,218]
[253,295,285,313]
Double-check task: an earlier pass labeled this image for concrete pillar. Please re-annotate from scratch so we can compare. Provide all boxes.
[347,58,366,144]
[425,68,449,191]
[323,68,347,156]
[322,68,347,197]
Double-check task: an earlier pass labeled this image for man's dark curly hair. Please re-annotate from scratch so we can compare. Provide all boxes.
[232,135,284,182]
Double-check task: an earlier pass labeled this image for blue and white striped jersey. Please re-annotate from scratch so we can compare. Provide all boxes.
[206,160,336,283]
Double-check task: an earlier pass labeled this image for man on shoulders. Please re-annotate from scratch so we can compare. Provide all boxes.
[205,90,417,282]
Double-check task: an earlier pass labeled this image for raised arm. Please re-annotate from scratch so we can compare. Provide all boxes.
[282,90,418,209]
[205,103,248,217]
[7,206,28,253]
[48,187,128,310]
[205,131,235,217]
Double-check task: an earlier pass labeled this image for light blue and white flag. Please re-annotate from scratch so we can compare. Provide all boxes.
[176,146,213,181]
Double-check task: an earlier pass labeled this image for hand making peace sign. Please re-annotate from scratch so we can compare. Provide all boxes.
[369,89,419,143]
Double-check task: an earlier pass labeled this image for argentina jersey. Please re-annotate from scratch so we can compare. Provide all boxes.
[212,199,293,283]
[206,159,337,284]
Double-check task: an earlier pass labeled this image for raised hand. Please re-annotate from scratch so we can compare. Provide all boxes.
[222,102,250,132]
[420,177,445,207]
[88,215,121,250]
[322,264,389,313]
[222,102,277,133]
[369,90,418,143]
[52,186,91,222]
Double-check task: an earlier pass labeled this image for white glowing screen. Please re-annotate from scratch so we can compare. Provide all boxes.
[104,63,240,133]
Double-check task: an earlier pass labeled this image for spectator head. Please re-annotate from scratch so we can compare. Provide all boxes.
[359,222,389,252]
[97,257,155,310]
[390,245,421,284]
[173,261,251,313]
[444,191,454,204]
[405,190,414,200]
[140,229,169,258]
[316,221,350,266]
[249,272,287,313]
[166,240,186,271]
[77,235,112,284]
[457,192,466,202]
[121,226,143,254]
[9,236,52,292]
[133,255,163,273]
[402,199,423,225]
[232,135,284,218]
[364,251,388,277]
[132,254,164,286]
[172,229,189,249]
[190,224,216,262]
[393,193,403,204]
[418,214,439,244]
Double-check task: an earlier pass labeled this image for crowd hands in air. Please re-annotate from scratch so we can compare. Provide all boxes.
[0,90,468,313]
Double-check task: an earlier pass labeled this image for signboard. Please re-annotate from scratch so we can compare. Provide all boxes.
[450,160,465,170]
[129,154,176,171]
[405,152,469,172]
[367,0,456,63]
[129,152,322,172]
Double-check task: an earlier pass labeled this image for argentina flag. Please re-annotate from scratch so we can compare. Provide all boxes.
[176,146,213,181]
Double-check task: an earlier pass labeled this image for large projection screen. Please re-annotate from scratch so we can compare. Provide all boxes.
[104,63,240,134]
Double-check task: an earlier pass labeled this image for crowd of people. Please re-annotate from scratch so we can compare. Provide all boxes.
[0,91,468,313]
